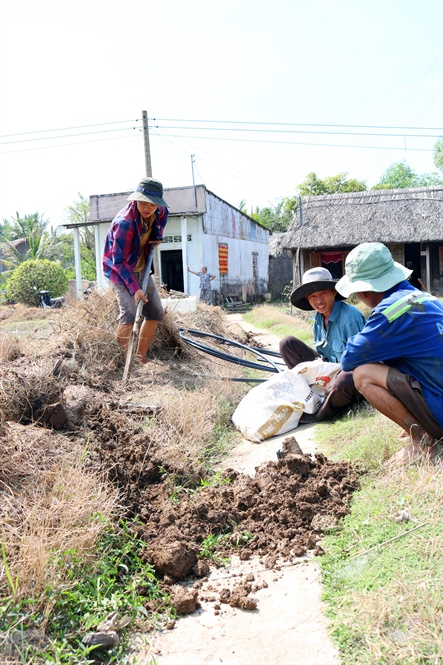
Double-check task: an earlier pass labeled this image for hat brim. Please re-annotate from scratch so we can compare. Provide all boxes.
[127,191,169,207]
[290,280,345,310]
[335,263,412,298]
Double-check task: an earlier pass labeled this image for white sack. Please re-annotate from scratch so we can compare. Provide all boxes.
[232,359,341,443]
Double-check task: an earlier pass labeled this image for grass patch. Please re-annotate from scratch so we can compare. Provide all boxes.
[315,404,443,665]
[315,402,400,470]
[0,520,174,663]
[242,303,313,344]
[320,464,443,665]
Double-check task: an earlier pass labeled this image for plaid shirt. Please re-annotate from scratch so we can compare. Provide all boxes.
[102,201,169,296]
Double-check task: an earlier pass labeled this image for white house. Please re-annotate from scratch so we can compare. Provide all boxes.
[68,184,270,302]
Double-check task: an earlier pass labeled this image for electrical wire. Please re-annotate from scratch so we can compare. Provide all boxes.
[152,131,435,152]
[0,118,140,139]
[178,328,285,381]
[152,124,441,139]
[151,117,442,132]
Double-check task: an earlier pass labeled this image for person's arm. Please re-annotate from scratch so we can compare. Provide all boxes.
[188,267,197,275]
[210,275,216,281]
[341,311,391,371]
[104,219,140,296]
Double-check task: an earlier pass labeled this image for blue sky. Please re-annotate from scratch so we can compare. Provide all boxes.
[0,0,442,227]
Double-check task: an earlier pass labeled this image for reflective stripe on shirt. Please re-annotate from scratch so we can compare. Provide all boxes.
[382,292,437,323]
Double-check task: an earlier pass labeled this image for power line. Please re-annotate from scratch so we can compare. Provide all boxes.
[0,126,141,146]
[0,133,140,155]
[151,131,435,152]
[152,129,288,198]
[151,117,443,132]
[152,124,441,138]
[0,118,140,139]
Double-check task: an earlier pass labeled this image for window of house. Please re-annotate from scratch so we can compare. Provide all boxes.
[252,252,258,281]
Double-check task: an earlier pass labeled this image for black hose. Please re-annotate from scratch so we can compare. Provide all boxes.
[178,328,285,375]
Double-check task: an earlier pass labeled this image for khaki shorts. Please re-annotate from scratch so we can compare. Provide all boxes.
[112,269,164,325]
[387,367,443,440]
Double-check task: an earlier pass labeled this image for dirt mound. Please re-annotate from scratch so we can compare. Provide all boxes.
[96,431,361,579]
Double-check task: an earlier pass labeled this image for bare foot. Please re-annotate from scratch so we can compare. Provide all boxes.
[387,440,440,467]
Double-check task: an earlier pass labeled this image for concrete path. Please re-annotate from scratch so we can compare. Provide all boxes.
[139,315,340,665]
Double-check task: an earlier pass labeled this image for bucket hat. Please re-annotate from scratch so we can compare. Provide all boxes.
[290,267,345,310]
[127,177,169,207]
[335,243,412,298]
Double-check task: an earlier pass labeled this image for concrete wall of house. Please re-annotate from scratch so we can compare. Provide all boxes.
[158,212,269,301]
[202,192,269,300]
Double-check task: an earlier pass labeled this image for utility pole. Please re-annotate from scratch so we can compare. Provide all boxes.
[191,154,198,209]
[142,110,159,284]
[142,110,152,177]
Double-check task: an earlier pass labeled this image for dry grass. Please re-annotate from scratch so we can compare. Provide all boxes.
[146,366,245,479]
[0,331,21,363]
[0,304,57,323]
[0,423,119,600]
[0,369,62,425]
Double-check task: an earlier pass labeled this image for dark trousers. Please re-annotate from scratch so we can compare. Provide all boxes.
[279,336,362,422]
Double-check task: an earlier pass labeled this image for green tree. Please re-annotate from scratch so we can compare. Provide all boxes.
[0,212,65,271]
[297,172,367,196]
[238,199,247,213]
[372,160,443,189]
[6,259,68,306]
[63,193,96,280]
[252,197,297,233]
[434,137,443,173]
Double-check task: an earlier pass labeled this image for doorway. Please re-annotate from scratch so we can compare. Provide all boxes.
[160,250,184,293]
[404,243,422,289]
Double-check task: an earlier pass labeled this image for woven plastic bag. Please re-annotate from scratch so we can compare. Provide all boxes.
[232,359,341,443]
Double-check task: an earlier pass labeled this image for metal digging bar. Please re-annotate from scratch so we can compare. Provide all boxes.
[122,248,155,384]
[178,328,285,378]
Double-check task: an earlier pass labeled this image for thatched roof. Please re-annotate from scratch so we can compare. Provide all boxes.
[268,233,291,258]
[281,186,443,250]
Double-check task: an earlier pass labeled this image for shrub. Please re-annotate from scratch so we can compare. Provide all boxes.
[6,259,68,307]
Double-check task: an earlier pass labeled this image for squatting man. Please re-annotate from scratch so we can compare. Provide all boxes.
[280,266,366,422]
[336,242,443,465]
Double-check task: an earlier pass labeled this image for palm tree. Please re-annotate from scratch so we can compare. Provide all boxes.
[0,212,57,271]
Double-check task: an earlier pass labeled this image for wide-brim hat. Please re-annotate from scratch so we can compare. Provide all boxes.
[127,177,169,207]
[335,242,412,298]
[290,267,345,310]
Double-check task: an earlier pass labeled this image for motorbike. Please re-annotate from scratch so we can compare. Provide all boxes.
[35,288,65,309]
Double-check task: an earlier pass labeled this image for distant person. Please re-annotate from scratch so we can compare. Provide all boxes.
[103,177,169,364]
[280,267,366,421]
[188,265,216,305]
[336,242,443,464]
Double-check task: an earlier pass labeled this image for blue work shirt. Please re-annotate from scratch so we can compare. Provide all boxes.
[312,299,366,363]
[341,281,443,428]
